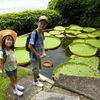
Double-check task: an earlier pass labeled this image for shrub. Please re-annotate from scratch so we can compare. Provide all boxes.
[0,9,61,35]
[48,0,100,27]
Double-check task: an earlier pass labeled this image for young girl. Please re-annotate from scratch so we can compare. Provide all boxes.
[0,30,24,96]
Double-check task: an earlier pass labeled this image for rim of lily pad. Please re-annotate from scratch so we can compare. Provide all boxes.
[69,42,97,56]
[49,31,61,35]
[53,62,100,80]
[54,26,65,31]
[92,30,100,37]
[66,34,76,38]
[69,55,99,70]
[65,29,81,35]
[87,33,97,38]
[85,38,100,49]
[69,25,83,31]
[83,27,96,33]
[76,33,88,38]
[14,48,30,65]
[44,36,61,50]
[15,36,27,47]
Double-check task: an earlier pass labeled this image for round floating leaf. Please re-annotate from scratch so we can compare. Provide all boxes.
[85,38,100,49]
[55,34,64,38]
[87,34,97,38]
[69,25,83,31]
[53,62,100,80]
[44,32,51,36]
[15,36,27,47]
[54,26,65,31]
[15,48,30,65]
[73,39,85,43]
[83,27,96,33]
[69,55,99,69]
[49,31,61,35]
[69,42,97,56]
[44,36,61,50]
[66,34,76,38]
[65,29,81,35]
[76,33,88,38]
[92,30,100,37]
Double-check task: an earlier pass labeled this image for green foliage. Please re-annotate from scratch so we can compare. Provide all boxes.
[0,9,61,35]
[48,0,100,27]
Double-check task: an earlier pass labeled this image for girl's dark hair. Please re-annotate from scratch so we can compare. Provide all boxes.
[2,35,14,50]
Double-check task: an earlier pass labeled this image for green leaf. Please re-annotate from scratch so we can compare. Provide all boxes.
[76,33,88,38]
[54,26,65,31]
[15,48,30,65]
[69,25,83,31]
[85,38,100,49]
[92,30,100,37]
[49,31,61,35]
[15,36,27,47]
[69,42,97,56]
[83,27,96,33]
[44,36,61,50]
[53,62,100,80]
[69,55,99,70]
[65,29,81,35]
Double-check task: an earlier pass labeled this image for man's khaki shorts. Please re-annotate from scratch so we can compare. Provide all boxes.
[30,59,41,73]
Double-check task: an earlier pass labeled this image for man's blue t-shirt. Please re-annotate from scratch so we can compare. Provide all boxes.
[29,30,45,61]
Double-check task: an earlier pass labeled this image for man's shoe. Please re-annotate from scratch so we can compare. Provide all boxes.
[37,75,46,82]
[33,80,43,88]
[13,89,23,96]
[17,85,24,90]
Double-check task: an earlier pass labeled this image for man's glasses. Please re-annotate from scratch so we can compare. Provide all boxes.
[39,22,47,26]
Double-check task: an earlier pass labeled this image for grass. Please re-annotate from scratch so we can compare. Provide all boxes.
[0,67,32,100]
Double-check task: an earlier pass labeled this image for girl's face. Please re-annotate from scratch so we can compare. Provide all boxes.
[5,36,13,47]
[38,20,47,30]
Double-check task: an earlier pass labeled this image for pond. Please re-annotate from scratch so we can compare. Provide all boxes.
[26,37,100,80]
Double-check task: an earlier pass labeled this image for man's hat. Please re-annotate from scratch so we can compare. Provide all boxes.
[0,29,17,46]
[39,16,48,23]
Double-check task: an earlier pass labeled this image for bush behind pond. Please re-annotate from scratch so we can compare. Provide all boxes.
[0,9,61,35]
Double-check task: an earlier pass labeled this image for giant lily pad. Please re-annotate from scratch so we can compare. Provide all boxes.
[69,42,97,56]
[69,55,99,70]
[85,38,100,49]
[49,31,61,35]
[87,34,97,38]
[54,26,65,31]
[53,62,100,80]
[92,30,100,37]
[15,36,27,47]
[15,48,30,65]
[69,25,83,31]
[66,34,76,38]
[44,32,51,36]
[44,36,61,50]
[55,34,64,38]
[65,29,81,35]
[76,33,88,38]
[83,27,96,33]
[73,39,85,43]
